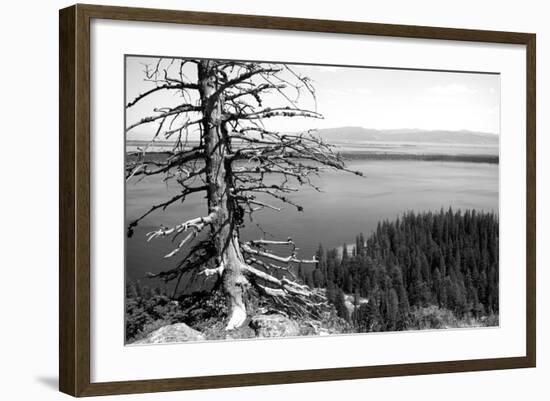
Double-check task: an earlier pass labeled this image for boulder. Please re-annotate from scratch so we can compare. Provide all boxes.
[132,323,205,344]
[249,314,300,338]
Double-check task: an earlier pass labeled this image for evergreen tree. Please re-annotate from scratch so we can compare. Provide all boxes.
[318,209,498,332]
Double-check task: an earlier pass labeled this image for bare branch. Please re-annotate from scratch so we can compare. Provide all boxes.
[227,106,323,121]
[241,243,317,264]
[198,261,225,278]
[213,67,282,98]
[147,207,220,242]
[126,148,205,180]
[126,104,201,132]
[126,82,199,108]
[126,185,207,237]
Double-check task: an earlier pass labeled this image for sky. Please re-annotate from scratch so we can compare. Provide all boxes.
[125,56,500,140]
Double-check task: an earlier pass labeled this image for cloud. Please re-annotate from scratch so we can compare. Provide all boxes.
[324,87,373,97]
[428,83,478,95]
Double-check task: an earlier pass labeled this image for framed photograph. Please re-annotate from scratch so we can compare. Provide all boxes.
[59,4,536,397]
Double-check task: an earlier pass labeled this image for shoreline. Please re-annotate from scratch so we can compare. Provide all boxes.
[126,150,499,164]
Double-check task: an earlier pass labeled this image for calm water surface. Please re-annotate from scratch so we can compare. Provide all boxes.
[126,159,499,289]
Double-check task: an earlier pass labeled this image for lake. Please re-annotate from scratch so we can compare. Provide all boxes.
[125,156,499,291]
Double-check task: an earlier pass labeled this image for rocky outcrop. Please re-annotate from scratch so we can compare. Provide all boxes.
[249,314,301,338]
[130,312,350,344]
[132,323,205,344]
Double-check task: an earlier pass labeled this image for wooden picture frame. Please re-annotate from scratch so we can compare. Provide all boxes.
[59,3,536,397]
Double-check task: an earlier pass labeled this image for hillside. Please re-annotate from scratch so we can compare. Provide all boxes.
[299,208,499,332]
[313,127,499,145]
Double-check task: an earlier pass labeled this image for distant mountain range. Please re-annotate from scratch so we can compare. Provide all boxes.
[313,127,499,145]
[128,126,499,146]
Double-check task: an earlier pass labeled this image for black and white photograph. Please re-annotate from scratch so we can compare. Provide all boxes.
[124,56,500,345]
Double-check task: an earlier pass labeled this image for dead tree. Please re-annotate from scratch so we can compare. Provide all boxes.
[126,58,362,330]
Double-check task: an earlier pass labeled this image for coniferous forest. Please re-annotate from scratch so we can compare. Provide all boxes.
[297,208,499,332]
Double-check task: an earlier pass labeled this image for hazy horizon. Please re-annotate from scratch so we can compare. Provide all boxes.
[126,56,501,141]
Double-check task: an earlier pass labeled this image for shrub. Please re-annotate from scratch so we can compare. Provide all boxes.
[125,281,187,342]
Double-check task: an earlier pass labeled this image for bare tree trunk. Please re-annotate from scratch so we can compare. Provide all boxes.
[199,61,249,330]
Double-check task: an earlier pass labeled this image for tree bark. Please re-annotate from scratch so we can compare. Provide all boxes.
[199,61,249,330]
